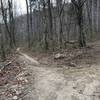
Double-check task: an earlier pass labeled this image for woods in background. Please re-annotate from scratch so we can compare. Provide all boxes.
[24,0,100,49]
[0,0,100,60]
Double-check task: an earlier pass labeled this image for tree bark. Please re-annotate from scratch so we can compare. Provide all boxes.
[26,0,31,48]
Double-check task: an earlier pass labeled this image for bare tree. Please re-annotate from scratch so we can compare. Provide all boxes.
[1,0,16,48]
[26,0,31,48]
[0,24,6,61]
[47,0,53,41]
[8,0,16,47]
[56,0,65,48]
[42,0,49,50]
[71,0,86,47]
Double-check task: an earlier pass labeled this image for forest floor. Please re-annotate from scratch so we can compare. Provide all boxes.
[1,41,100,100]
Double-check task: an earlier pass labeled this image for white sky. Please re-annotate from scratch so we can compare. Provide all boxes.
[15,0,71,15]
[15,0,26,15]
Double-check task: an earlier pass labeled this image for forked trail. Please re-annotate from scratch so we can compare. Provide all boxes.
[19,45,100,100]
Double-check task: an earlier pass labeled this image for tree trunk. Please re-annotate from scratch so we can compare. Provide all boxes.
[78,7,86,47]
[47,0,53,40]
[0,25,6,61]
[26,0,31,48]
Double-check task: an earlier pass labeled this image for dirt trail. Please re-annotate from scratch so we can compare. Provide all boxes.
[19,49,100,100]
